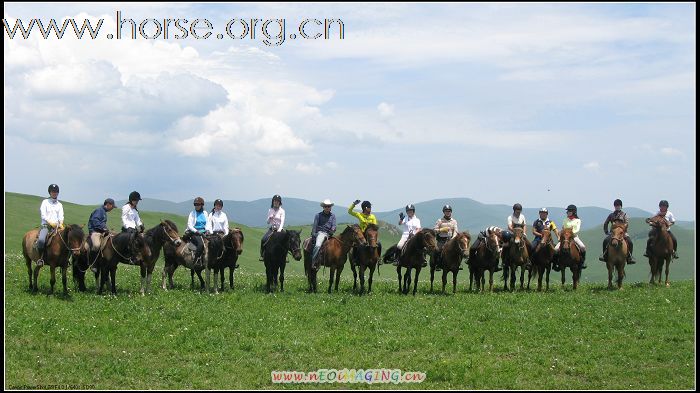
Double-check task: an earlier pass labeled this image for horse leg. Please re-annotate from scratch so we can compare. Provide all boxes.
[430,264,435,293]
[61,265,68,295]
[520,267,525,290]
[213,268,220,294]
[452,269,458,294]
[489,269,494,292]
[561,269,566,289]
[469,269,473,292]
[48,265,57,295]
[280,262,286,292]
[359,264,366,295]
[665,257,671,287]
[545,266,550,291]
[617,263,624,290]
[110,266,117,295]
[396,266,403,294]
[334,266,342,292]
[25,258,33,291]
[442,268,448,293]
[328,267,335,294]
[230,266,235,290]
[140,264,147,296]
[509,267,515,292]
[32,264,41,293]
[368,265,375,293]
[351,263,358,292]
[607,263,613,290]
[190,269,196,289]
[412,267,420,296]
[403,268,411,295]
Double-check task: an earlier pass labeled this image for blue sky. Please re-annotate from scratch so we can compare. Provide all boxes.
[4,3,696,219]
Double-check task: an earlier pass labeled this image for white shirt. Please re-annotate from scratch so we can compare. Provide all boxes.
[209,210,229,235]
[400,215,422,236]
[508,214,526,229]
[40,198,64,226]
[121,204,143,229]
[267,207,285,232]
[656,210,676,225]
[187,210,212,233]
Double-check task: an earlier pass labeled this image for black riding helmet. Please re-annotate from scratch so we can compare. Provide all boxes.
[659,200,669,207]
[214,199,224,207]
[442,204,452,212]
[193,196,204,205]
[513,203,522,211]
[566,204,577,214]
[271,194,282,207]
[48,184,59,193]
[129,191,142,202]
[361,201,372,210]
[405,204,415,212]
[614,199,623,207]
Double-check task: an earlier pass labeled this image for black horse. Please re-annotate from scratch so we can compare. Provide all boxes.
[96,231,152,295]
[264,229,302,293]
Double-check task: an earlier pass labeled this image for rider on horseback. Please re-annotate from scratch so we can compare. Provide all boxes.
[391,204,422,266]
[599,199,637,264]
[471,225,509,272]
[36,184,64,266]
[531,207,559,256]
[260,195,285,261]
[348,199,378,266]
[121,191,145,262]
[87,198,115,272]
[433,205,459,271]
[553,204,587,270]
[209,199,229,237]
[311,199,336,270]
[506,203,533,269]
[186,197,211,266]
[644,200,679,259]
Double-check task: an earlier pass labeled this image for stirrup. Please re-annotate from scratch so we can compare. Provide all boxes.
[673,252,679,259]
[36,259,44,267]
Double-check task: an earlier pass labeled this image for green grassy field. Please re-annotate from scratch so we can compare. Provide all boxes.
[4,192,696,389]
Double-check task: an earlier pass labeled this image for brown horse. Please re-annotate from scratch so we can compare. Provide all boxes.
[162,233,214,292]
[557,228,582,290]
[395,229,438,295]
[97,231,153,295]
[304,225,366,294]
[530,228,556,291]
[431,231,470,293]
[504,227,530,292]
[468,231,500,292]
[647,216,673,286]
[22,224,85,294]
[606,223,628,290]
[215,228,244,292]
[350,224,381,295]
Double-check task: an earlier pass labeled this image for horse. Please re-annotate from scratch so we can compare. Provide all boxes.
[187,233,227,293]
[22,224,85,294]
[393,229,438,296]
[350,224,381,295]
[557,228,582,290]
[215,228,244,292]
[530,228,556,292]
[503,227,530,292]
[96,231,153,295]
[431,231,470,294]
[162,232,216,292]
[467,230,500,292]
[647,216,673,286]
[606,222,628,290]
[73,220,181,294]
[303,225,366,294]
[263,229,302,293]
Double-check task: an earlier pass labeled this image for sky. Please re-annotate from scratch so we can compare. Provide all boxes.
[3,3,696,219]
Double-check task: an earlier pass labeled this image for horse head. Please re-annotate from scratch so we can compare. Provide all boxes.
[456,231,471,258]
[159,219,182,246]
[229,228,244,255]
[559,228,574,256]
[538,228,555,253]
[287,229,302,261]
[364,224,379,249]
[610,222,627,249]
[65,224,86,257]
[131,232,152,263]
[419,229,438,252]
[348,225,367,247]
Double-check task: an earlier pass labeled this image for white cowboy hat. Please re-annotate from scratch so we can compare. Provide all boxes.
[320,199,334,207]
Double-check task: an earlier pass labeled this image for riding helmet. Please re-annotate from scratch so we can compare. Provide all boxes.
[271,194,282,207]
[214,198,224,207]
[442,204,452,212]
[566,204,577,213]
[539,207,548,213]
[614,199,623,207]
[361,201,372,210]
[194,196,205,205]
[48,184,59,193]
[659,200,669,207]
[513,203,522,211]
[405,204,416,212]
[129,191,142,202]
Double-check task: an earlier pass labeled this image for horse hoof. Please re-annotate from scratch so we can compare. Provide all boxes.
[666,282,670,287]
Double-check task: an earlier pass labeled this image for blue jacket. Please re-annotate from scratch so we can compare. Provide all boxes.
[312,211,336,238]
[88,206,109,234]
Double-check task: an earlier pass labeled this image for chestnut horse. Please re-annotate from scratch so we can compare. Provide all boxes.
[557,228,582,290]
[394,229,438,296]
[431,231,470,294]
[504,227,530,292]
[468,230,500,292]
[606,223,628,290]
[350,224,381,295]
[304,225,366,294]
[530,228,555,292]
[22,224,85,294]
[647,216,673,286]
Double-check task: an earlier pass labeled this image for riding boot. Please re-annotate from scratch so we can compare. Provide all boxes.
[580,251,587,269]
[627,253,636,264]
[673,251,679,259]
[598,251,607,262]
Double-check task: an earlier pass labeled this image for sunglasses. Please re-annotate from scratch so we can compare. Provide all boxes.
[194,203,203,206]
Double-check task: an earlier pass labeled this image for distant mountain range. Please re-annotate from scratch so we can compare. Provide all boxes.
[118,196,693,233]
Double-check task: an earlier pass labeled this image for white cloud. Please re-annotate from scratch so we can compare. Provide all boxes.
[660,147,684,158]
[295,163,322,175]
[377,102,394,118]
[583,161,600,171]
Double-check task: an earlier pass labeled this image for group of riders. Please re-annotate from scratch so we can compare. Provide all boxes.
[35,184,680,272]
